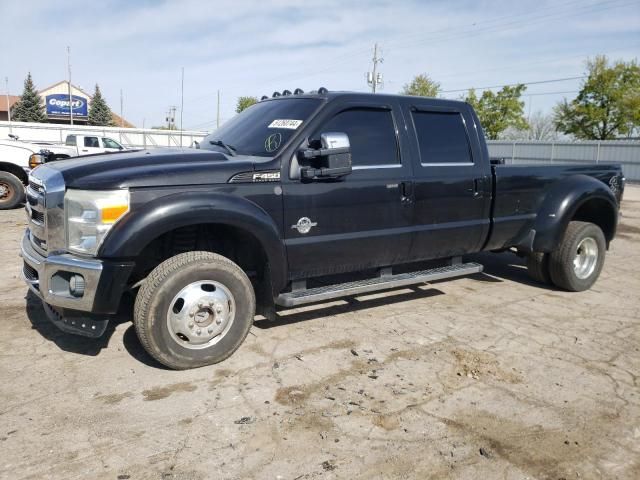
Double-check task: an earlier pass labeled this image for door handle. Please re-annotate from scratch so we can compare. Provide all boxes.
[400,181,413,205]
[467,178,482,197]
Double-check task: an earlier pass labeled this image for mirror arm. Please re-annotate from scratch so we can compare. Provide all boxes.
[301,146,350,159]
[301,165,352,180]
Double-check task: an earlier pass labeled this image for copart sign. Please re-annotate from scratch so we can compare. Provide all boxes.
[46,94,88,117]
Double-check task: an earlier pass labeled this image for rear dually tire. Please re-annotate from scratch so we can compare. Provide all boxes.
[548,221,606,292]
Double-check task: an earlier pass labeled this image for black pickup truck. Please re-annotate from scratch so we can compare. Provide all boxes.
[21,90,624,369]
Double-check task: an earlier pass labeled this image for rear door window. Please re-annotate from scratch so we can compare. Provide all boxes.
[412,111,472,165]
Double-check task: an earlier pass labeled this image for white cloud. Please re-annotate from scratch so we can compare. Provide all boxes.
[1,0,637,129]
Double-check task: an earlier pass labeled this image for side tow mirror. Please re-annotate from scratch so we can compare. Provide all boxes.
[299,132,352,180]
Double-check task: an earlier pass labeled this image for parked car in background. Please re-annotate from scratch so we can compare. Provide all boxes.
[65,134,126,155]
[0,136,76,209]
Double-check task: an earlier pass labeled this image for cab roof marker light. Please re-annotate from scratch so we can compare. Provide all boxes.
[294,88,304,95]
[260,95,269,101]
[272,92,281,98]
[282,90,292,96]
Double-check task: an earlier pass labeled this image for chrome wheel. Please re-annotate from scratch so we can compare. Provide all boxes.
[573,237,598,280]
[166,280,236,350]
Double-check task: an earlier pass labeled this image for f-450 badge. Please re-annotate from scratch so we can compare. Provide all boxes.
[291,217,317,234]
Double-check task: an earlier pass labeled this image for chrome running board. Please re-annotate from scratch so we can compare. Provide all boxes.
[276,262,483,307]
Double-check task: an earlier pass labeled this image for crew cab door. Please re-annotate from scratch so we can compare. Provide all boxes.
[402,101,492,261]
[282,101,414,279]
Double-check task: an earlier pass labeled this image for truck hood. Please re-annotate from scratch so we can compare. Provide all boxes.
[43,149,260,189]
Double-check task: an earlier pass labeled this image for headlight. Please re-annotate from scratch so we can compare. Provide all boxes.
[65,189,129,255]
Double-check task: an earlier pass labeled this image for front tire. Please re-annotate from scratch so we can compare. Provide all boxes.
[549,221,606,292]
[0,172,25,210]
[134,251,255,370]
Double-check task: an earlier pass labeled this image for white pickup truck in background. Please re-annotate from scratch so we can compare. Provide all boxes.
[64,134,126,155]
[0,133,127,209]
[0,136,76,209]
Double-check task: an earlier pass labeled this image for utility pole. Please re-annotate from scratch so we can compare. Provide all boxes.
[5,77,11,133]
[166,106,176,129]
[67,46,73,126]
[180,67,184,146]
[120,89,124,127]
[216,90,220,129]
[366,43,383,93]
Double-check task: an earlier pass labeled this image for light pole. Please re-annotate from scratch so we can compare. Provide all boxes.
[67,46,74,126]
[5,77,11,133]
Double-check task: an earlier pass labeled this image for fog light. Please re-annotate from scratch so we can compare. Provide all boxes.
[69,274,85,298]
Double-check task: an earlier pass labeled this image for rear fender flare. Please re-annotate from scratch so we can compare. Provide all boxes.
[521,174,618,252]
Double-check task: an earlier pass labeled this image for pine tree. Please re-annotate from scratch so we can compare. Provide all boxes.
[12,72,47,123]
[88,84,115,126]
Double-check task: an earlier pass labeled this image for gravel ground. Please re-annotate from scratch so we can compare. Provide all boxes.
[1,186,639,480]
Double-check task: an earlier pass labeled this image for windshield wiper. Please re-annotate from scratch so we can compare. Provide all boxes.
[209,140,237,157]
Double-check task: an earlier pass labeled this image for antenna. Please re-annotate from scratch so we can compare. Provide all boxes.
[180,67,184,145]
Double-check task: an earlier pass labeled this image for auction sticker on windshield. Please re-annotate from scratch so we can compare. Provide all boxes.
[268,119,303,129]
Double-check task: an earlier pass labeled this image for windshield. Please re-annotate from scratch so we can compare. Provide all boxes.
[201,98,321,157]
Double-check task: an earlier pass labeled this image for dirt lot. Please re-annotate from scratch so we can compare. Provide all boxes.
[1,187,639,480]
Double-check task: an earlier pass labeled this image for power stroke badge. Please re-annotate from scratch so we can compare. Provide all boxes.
[291,217,317,234]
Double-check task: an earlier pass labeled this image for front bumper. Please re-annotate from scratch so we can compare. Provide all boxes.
[20,230,135,315]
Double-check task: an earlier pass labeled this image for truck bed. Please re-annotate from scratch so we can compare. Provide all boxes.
[485,163,623,251]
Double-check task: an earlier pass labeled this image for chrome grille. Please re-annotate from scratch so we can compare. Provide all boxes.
[26,167,66,256]
[23,262,38,282]
[31,208,45,224]
[31,232,47,251]
[28,180,44,194]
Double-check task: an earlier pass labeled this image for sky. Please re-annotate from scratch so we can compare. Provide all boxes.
[1,0,639,131]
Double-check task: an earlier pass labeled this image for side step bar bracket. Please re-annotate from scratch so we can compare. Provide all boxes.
[276,262,483,308]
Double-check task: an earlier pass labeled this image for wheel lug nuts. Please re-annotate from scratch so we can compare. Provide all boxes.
[188,322,194,328]
[207,327,213,334]
[196,329,201,335]
[216,319,222,325]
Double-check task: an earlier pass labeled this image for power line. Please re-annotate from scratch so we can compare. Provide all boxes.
[526,90,580,97]
[178,0,638,130]
[385,0,637,53]
[440,75,586,94]
[178,0,636,114]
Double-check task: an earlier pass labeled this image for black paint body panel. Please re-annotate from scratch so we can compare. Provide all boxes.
[44,92,623,302]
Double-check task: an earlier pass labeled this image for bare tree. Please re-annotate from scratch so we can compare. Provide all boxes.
[499,111,560,141]
[528,111,559,140]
